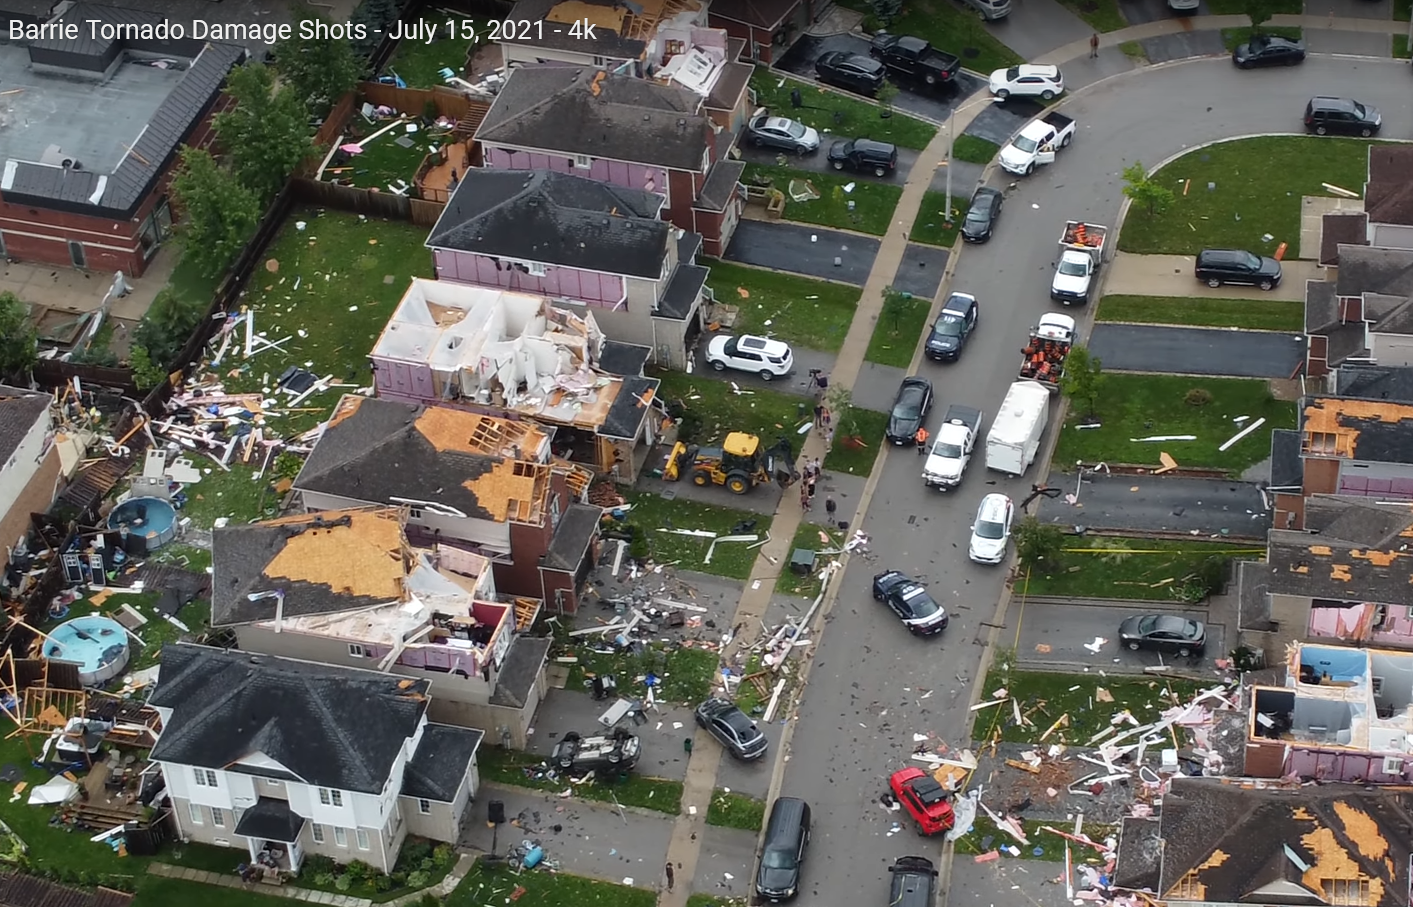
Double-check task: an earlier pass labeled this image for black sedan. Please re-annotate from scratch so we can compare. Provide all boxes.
[873,571,949,635]
[1118,614,1207,657]
[815,51,887,95]
[960,187,1003,243]
[695,697,768,760]
[886,377,933,445]
[1233,35,1305,69]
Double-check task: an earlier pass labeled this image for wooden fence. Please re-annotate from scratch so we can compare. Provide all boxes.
[32,360,138,394]
[314,90,360,151]
[359,81,476,120]
[290,177,444,226]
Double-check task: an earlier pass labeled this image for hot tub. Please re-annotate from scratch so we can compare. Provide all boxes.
[46,616,130,687]
[107,497,177,555]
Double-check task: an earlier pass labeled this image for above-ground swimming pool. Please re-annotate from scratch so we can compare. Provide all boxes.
[46,616,130,686]
[107,497,177,554]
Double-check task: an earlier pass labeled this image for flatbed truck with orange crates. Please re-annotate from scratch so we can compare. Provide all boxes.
[1018,313,1076,394]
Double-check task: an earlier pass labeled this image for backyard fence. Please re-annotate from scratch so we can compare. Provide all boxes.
[359,81,477,121]
[313,90,360,151]
[31,360,139,395]
[290,177,444,226]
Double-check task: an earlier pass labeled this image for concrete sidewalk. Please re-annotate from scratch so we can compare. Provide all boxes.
[1104,251,1320,301]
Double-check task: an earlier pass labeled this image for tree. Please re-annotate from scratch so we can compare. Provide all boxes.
[1244,0,1275,32]
[170,147,262,277]
[128,346,170,392]
[880,285,913,332]
[1013,515,1064,570]
[876,79,900,114]
[1120,160,1176,217]
[213,62,318,201]
[134,288,206,372]
[869,0,903,25]
[0,291,36,380]
[351,0,401,55]
[1059,343,1104,420]
[825,384,860,439]
[275,13,365,116]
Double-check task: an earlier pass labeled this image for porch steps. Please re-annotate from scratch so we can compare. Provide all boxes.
[453,101,491,141]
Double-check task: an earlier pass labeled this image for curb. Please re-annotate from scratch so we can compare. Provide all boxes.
[477,780,684,823]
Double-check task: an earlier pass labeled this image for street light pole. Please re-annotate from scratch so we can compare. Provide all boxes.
[944,112,955,226]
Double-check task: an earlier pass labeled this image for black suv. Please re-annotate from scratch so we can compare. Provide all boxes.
[827,138,898,177]
[888,857,938,907]
[924,292,977,361]
[1305,97,1381,137]
[550,729,641,773]
[1194,249,1283,290]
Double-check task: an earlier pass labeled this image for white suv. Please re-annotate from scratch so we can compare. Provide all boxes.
[988,64,1064,101]
[968,493,1014,564]
[706,335,794,380]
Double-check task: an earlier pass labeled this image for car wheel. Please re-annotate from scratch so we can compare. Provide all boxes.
[1258,279,1274,291]
[711,359,726,371]
[1041,89,1054,100]
[832,160,845,170]
[1361,127,1373,137]
[1315,125,1328,135]
[726,472,751,494]
[925,73,937,85]
[1125,641,1141,651]
[608,751,622,764]
[1060,133,1072,148]
[1178,647,1192,657]
[1206,277,1222,288]
[752,136,766,147]
[759,369,775,381]
[1024,162,1034,175]
[692,469,711,486]
[797,144,810,155]
[874,165,887,177]
[995,88,1008,100]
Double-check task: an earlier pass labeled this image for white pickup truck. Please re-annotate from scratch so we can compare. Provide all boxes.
[922,405,983,490]
[1050,221,1108,306]
[999,111,1075,176]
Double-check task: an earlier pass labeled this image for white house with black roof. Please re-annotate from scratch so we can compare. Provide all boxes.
[149,644,483,873]
[427,168,710,369]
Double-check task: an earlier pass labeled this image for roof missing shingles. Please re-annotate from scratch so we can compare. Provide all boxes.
[1301,397,1413,463]
[462,459,549,523]
[415,405,548,460]
[262,509,408,602]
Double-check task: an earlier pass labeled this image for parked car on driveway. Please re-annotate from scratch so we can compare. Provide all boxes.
[1304,96,1381,136]
[1118,614,1207,657]
[815,51,886,95]
[550,729,641,773]
[960,187,1003,243]
[1194,249,1282,290]
[888,767,955,834]
[1233,35,1304,68]
[872,571,949,635]
[988,64,1063,100]
[967,493,1013,564]
[706,334,794,380]
[869,33,960,86]
[827,138,898,177]
[886,377,933,444]
[696,697,768,760]
[746,113,821,154]
[924,292,978,360]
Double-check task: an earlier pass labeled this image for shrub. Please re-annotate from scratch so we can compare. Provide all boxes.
[334,874,353,892]
[1184,387,1213,407]
[420,894,442,907]
[373,873,395,892]
[305,854,337,876]
[314,873,336,887]
[407,870,431,889]
[432,843,454,867]
[1013,516,1065,570]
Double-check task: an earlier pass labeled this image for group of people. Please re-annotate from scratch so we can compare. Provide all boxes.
[797,457,839,525]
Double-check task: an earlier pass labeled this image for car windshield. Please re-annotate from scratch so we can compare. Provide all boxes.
[933,316,963,337]
[1012,135,1039,154]
[1239,251,1262,269]
[1003,66,1021,81]
[786,121,806,138]
[1136,615,1159,634]
[893,395,922,419]
[975,519,1006,540]
[933,442,963,459]
[966,201,991,221]
[1058,259,1088,276]
[902,588,941,617]
[762,849,797,870]
[1353,102,1368,117]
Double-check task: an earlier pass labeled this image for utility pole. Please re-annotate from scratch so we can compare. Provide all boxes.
[944,111,955,226]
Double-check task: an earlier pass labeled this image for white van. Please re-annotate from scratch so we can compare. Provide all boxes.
[984,381,1050,476]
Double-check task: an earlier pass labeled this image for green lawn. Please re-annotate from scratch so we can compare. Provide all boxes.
[619,490,773,580]
[164,249,223,310]
[448,862,658,907]
[975,664,1202,745]
[1095,294,1304,332]
[730,653,772,717]
[1395,34,1410,58]
[383,15,484,87]
[1398,0,1411,20]
[1207,0,1300,12]
[336,127,438,191]
[133,876,297,907]
[178,464,284,531]
[851,0,1023,76]
[110,593,210,671]
[688,896,747,907]
[865,293,930,368]
[653,368,811,447]
[704,261,860,353]
[1117,136,1381,256]
[956,816,1118,861]
[1017,537,1260,601]
[1056,0,1126,31]
[1052,374,1297,474]
[823,408,888,476]
[562,642,720,706]
[1219,26,1302,51]
[213,208,434,434]
[750,71,938,150]
[708,790,768,831]
[742,163,902,236]
[952,134,1000,165]
[776,522,844,598]
[911,193,968,247]
[477,747,684,815]
[1119,40,1147,61]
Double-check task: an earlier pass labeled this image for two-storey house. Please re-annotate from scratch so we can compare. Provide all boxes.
[0,387,61,557]
[210,505,551,745]
[150,643,484,873]
[426,167,710,372]
[474,65,745,258]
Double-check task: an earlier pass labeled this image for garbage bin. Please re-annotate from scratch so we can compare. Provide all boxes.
[684,738,694,754]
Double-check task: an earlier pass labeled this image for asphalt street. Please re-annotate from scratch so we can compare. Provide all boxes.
[982,0,1093,59]
[1119,0,1213,23]
[893,244,952,299]
[1038,471,1272,536]
[1014,601,1225,672]
[723,220,879,284]
[776,55,1413,907]
[1088,324,1305,378]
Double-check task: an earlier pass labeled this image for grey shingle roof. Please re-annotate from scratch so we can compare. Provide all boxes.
[476,65,711,172]
[542,502,602,571]
[233,798,306,842]
[597,339,651,377]
[600,375,659,441]
[1335,364,1413,403]
[1267,428,1302,489]
[1366,145,1413,227]
[708,0,802,29]
[1260,496,1413,604]
[490,636,552,708]
[1318,212,1367,267]
[0,387,50,467]
[1335,245,1413,298]
[150,644,430,795]
[426,169,670,279]
[657,265,707,321]
[696,160,744,213]
[1303,396,1413,465]
[1111,817,1160,892]
[401,724,482,802]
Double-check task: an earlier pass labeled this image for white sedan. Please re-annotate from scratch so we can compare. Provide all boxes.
[705,334,794,380]
[968,493,1014,564]
[988,64,1064,101]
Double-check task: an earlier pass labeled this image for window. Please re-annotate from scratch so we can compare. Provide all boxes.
[348,644,367,658]
[188,803,204,826]
[318,788,343,807]
[214,838,230,847]
[211,807,226,828]
[417,799,432,815]
[572,154,592,169]
[1324,878,1372,905]
[528,262,546,277]
[408,507,423,520]
[356,828,370,851]
[194,768,218,787]
[264,778,283,788]
[68,241,86,269]
[333,826,347,847]
[1383,756,1404,775]
[311,824,325,844]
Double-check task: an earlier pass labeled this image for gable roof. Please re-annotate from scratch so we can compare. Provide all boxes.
[1335,245,1413,298]
[1366,145,1413,227]
[426,169,670,279]
[1302,396,1413,465]
[0,386,50,465]
[1260,495,1413,604]
[0,875,131,907]
[1336,364,1413,403]
[1319,212,1368,267]
[1149,778,1413,907]
[708,0,802,29]
[1268,428,1302,490]
[475,65,710,172]
[149,644,430,795]
[293,398,553,528]
[401,724,483,802]
[210,507,410,627]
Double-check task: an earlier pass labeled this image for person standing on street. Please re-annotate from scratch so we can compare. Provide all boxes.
[1089,32,1100,57]
[665,863,675,891]
[915,426,930,455]
[825,495,838,526]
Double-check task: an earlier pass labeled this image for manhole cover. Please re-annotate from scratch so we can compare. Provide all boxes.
[962,46,980,58]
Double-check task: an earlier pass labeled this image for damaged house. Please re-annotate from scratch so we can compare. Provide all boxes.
[369,278,665,482]
[1114,777,1413,903]
[1304,245,1413,378]
[150,643,483,873]
[0,387,61,556]
[209,506,551,745]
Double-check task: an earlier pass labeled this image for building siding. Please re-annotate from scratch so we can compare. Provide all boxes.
[433,249,627,307]
[483,147,670,199]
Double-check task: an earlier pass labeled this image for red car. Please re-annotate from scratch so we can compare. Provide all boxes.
[889,767,956,836]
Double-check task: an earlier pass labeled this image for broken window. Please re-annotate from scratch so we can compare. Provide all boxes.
[1324,878,1371,905]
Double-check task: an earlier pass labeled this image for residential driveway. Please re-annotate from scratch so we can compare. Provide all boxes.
[1119,0,1211,24]
[1140,29,1227,62]
[525,688,697,781]
[1303,29,1393,55]
[892,243,951,299]
[1104,252,1320,301]
[926,158,985,195]
[982,0,1093,61]
[691,335,837,399]
[1038,471,1272,537]
[692,825,760,899]
[1015,601,1226,672]
[959,96,1045,145]
[773,34,988,124]
[1088,323,1304,378]
[635,472,786,515]
[724,220,880,285]
[735,142,921,183]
